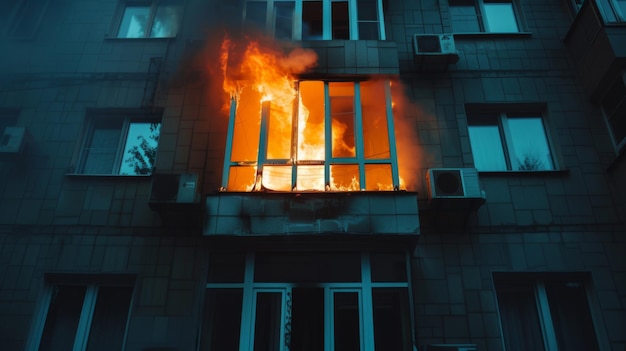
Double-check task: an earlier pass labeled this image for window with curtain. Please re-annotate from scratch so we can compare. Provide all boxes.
[494,274,601,351]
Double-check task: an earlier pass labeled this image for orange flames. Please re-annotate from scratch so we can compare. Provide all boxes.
[219,36,414,192]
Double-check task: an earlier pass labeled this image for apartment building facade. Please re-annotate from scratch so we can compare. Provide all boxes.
[0,0,625,350]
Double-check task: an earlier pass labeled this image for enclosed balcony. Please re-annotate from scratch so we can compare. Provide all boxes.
[564,0,626,100]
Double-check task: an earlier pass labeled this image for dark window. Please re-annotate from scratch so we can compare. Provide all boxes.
[36,284,133,351]
[495,275,600,351]
[601,73,626,151]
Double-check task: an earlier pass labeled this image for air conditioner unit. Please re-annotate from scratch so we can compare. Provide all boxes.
[426,168,484,199]
[0,127,29,156]
[149,173,199,204]
[423,344,477,351]
[413,34,459,70]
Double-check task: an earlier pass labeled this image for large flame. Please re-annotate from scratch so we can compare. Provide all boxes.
[219,36,411,192]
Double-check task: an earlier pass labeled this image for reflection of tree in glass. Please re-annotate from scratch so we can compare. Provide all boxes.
[125,123,160,175]
[518,153,544,171]
[151,6,181,37]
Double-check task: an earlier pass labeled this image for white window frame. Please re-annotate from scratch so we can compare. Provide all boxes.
[115,0,183,38]
[467,110,557,172]
[449,0,522,33]
[204,252,415,351]
[221,80,400,191]
[494,276,609,351]
[26,284,134,351]
[242,0,386,40]
[74,111,161,176]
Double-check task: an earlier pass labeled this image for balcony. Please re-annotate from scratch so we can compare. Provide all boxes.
[204,191,419,237]
[294,40,400,75]
[564,0,626,100]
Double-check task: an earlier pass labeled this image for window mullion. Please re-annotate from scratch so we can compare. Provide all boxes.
[499,113,516,170]
[349,0,358,40]
[324,82,332,189]
[360,253,375,351]
[476,0,487,32]
[354,83,366,190]
[146,2,158,37]
[294,0,303,39]
[323,0,332,39]
[376,0,385,40]
[72,286,98,351]
[384,81,399,189]
[535,282,559,351]
[240,254,256,351]
[25,285,54,351]
[114,119,131,174]
[222,97,238,189]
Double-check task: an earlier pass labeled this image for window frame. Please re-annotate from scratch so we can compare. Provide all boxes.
[221,79,400,192]
[202,252,415,351]
[26,276,135,351]
[466,106,558,172]
[596,0,626,23]
[113,0,183,39]
[449,0,524,34]
[73,110,162,176]
[493,273,607,351]
[242,0,386,40]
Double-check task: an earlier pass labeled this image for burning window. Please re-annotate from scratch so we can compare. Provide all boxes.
[220,40,400,192]
[243,0,385,40]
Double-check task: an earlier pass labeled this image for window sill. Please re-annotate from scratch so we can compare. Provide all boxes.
[453,32,533,39]
[478,169,569,176]
[103,35,177,41]
[66,173,152,179]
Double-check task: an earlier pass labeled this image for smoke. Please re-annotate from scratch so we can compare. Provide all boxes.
[390,79,428,192]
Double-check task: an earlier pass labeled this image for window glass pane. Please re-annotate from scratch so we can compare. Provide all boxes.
[507,117,553,171]
[495,284,546,351]
[330,83,355,158]
[292,288,324,351]
[333,292,360,351]
[545,281,600,351]
[266,99,293,160]
[254,292,283,351]
[82,119,123,174]
[373,288,412,351]
[365,164,392,190]
[207,253,246,283]
[332,1,350,39]
[86,287,133,351]
[274,2,295,39]
[615,0,626,21]
[40,286,87,351]
[150,5,182,38]
[263,165,293,191]
[119,122,160,175]
[357,0,377,20]
[255,253,361,282]
[201,289,243,351]
[302,1,323,39]
[330,164,360,191]
[297,165,325,191]
[246,1,268,32]
[361,81,390,159]
[449,3,481,32]
[484,3,518,32]
[232,86,262,162]
[228,166,257,191]
[298,81,326,162]
[117,6,150,38]
[370,253,406,282]
[468,125,507,171]
[607,99,626,147]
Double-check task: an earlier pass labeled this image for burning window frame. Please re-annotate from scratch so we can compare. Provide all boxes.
[220,78,401,192]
